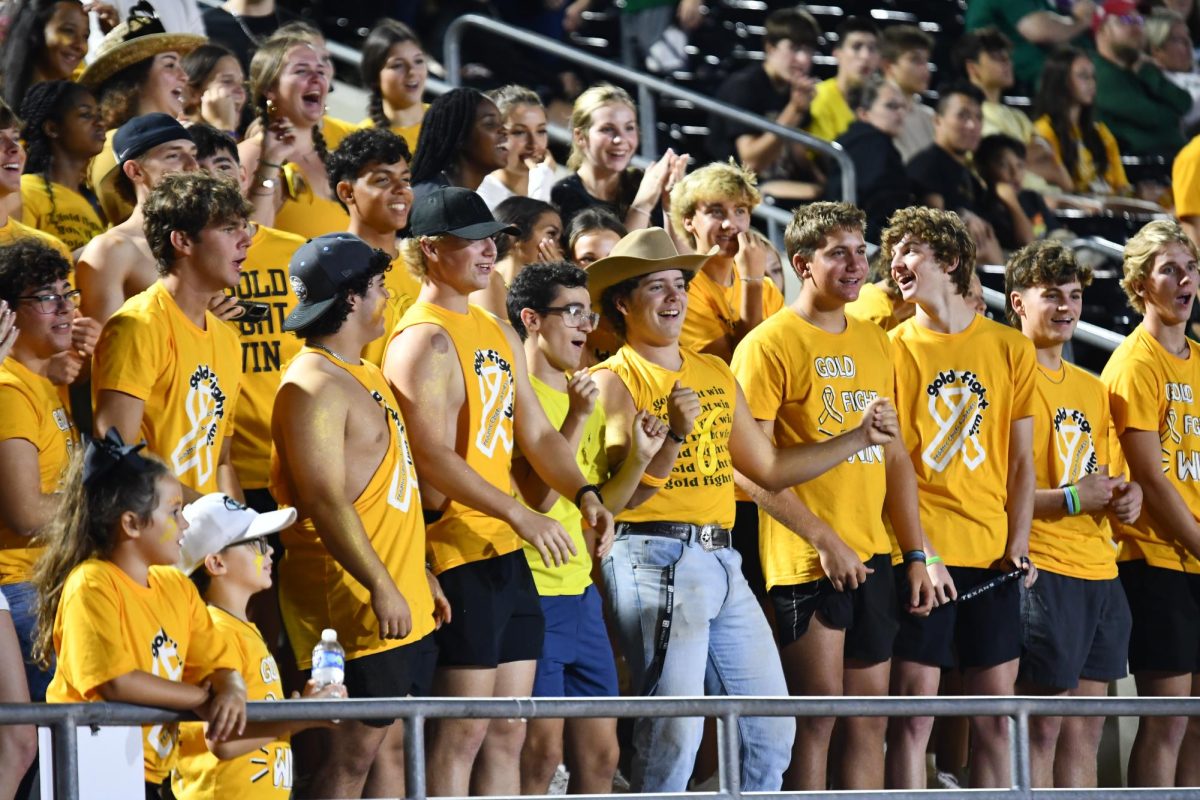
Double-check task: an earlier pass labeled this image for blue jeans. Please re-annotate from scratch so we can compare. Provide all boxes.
[2,582,53,701]
[601,530,794,792]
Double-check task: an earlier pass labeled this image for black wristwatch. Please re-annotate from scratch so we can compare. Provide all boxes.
[666,428,687,444]
[574,483,603,507]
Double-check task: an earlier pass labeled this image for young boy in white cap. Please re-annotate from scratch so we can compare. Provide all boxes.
[172,493,344,799]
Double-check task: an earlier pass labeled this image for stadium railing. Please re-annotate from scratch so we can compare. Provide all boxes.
[8,694,1200,799]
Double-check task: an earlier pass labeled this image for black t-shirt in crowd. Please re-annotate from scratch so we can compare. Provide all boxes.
[906,144,987,217]
[829,120,914,243]
[708,63,816,184]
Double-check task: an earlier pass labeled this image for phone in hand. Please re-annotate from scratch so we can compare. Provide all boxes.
[236,300,270,323]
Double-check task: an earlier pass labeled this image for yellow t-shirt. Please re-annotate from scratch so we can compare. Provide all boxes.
[88,128,134,227]
[271,349,434,666]
[0,358,77,584]
[732,310,893,588]
[19,173,107,252]
[518,375,604,596]
[845,282,903,331]
[1174,134,1200,218]
[229,225,306,490]
[361,252,420,367]
[680,265,785,356]
[1034,116,1129,195]
[808,78,855,142]
[0,215,72,261]
[1102,324,1200,573]
[46,561,238,784]
[271,116,357,240]
[1029,361,1118,580]
[888,314,1037,568]
[173,608,291,799]
[358,103,429,152]
[596,345,736,529]
[392,302,523,573]
[93,281,242,495]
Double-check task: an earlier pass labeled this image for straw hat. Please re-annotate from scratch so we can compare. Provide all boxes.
[586,227,716,305]
[79,1,206,89]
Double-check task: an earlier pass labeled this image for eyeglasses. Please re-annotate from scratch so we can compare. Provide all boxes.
[541,304,600,329]
[230,537,270,555]
[16,289,81,314]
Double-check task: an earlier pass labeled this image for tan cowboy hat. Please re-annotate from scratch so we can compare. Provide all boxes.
[79,1,206,89]
[586,227,716,305]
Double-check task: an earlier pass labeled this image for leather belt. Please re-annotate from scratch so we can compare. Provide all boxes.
[617,521,731,551]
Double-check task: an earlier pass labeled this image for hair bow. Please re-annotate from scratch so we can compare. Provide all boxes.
[83,428,156,487]
[124,1,167,39]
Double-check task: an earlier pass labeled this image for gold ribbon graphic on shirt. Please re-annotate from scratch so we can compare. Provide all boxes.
[817,385,844,437]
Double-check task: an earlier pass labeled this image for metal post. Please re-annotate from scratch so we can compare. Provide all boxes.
[638,85,658,161]
[1011,711,1032,799]
[716,711,741,799]
[404,713,427,800]
[52,716,79,800]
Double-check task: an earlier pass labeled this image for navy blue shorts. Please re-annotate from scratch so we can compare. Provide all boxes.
[532,584,619,697]
[1019,570,1130,689]
[1120,559,1200,674]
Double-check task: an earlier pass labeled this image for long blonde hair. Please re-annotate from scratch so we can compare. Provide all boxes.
[30,450,168,668]
[248,35,329,162]
[566,84,636,171]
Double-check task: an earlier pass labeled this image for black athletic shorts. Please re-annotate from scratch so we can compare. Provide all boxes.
[1019,570,1130,689]
[1120,559,1200,674]
[770,553,898,662]
[893,565,1021,670]
[434,549,545,667]
[306,633,438,728]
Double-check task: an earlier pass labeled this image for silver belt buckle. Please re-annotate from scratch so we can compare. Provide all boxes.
[698,524,715,551]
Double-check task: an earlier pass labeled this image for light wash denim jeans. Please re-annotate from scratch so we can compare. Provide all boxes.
[601,529,794,793]
[2,581,54,701]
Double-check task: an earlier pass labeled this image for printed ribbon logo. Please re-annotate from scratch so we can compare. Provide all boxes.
[373,391,419,512]
[146,627,183,759]
[473,349,515,458]
[1053,407,1097,485]
[921,369,987,472]
[171,364,227,487]
[817,385,845,437]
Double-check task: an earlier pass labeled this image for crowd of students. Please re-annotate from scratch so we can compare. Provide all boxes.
[1,1,1200,799]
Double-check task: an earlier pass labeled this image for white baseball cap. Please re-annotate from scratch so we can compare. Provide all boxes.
[178,493,297,575]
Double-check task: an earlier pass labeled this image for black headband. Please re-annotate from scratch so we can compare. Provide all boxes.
[83,428,157,488]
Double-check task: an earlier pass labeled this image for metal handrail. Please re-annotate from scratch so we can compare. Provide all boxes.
[13,694,1200,799]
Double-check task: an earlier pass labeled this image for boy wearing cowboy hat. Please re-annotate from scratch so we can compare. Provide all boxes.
[588,225,898,793]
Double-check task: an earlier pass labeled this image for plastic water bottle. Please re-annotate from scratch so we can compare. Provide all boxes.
[311,628,344,688]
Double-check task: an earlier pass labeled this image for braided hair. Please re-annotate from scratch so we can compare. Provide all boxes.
[409,87,487,186]
[1,0,84,109]
[361,19,424,131]
[20,81,98,228]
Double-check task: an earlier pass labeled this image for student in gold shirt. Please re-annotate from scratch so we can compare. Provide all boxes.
[385,187,614,797]
[1006,240,1140,787]
[271,233,443,799]
[672,160,784,362]
[731,203,937,791]
[1101,220,1200,787]
[0,99,72,262]
[0,240,85,703]
[327,128,420,365]
[589,226,899,794]
[93,172,250,502]
[881,206,1037,790]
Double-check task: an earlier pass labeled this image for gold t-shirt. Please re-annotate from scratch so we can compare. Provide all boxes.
[228,225,305,490]
[20,174,106,251]
[272,116,356,240]
[391,302,523,573]
[93,281,242,495]
[271,349,435,666]
[361,252,420,366]
[680,264,784,356]
[46,561,238,783]
[845,282,903,331]
[596,345,737,529]
[0,358,77,583]
[888,314,1037,567]
[0,215,72,261]
[357,104,429,152]
[173,608,291,799]
[1029,361,1118,580]
[732,310,893,588]
[1103,324,1200,573]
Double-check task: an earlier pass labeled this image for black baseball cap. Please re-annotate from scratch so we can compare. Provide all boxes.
[283,232,385,332]
[113,113,191,166]
[409,186,520,240]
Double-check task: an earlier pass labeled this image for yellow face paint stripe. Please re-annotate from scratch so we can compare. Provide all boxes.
[160,517,178,544]
[254,554,264,575]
